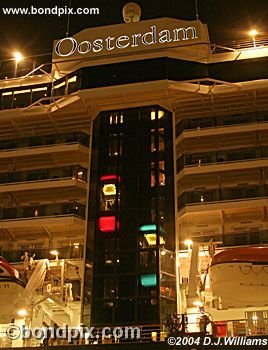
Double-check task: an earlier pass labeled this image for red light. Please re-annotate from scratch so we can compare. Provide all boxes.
[100,174,121,182]
[99,216,116,232]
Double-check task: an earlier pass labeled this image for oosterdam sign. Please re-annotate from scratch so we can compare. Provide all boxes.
[52,18,209,62]
[55,25,198,57]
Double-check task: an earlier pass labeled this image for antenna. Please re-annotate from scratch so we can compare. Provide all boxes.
[195,0,199,20]
[66,0,72,37]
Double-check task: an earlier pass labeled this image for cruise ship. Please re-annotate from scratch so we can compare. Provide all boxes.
[0,2,268,348]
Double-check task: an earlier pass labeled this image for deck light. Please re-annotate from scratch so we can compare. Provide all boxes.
[17,308,27,317]
[13,52,24,63]
[50,250,59,260]
[249,29,257,47]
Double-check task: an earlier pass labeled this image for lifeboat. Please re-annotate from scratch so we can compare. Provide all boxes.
[0,257,25,323]
[209,246,268,309]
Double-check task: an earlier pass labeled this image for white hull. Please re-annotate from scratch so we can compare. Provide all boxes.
[0,278,25,323]
[209,263,268,309]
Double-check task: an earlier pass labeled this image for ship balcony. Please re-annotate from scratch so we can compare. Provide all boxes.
[178,185,268,216]
[175,112,268,144]
[0,165,88,206]
[0,203,86,230]
[2,245,85,263]
[0,178,87,206]
[176,147,268,177]
[0,132,90,171]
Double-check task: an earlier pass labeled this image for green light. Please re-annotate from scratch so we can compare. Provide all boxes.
[139,224,157,232]
[140,274,157,287]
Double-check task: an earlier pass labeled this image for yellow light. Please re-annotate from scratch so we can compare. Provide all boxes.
[102,184,116,196]
[17,309,27,317]
[193,300,203,307]
[184,239,193,246]
[249,29,257,37]
[50,250,59,256]
[151,110,164,120]
[13,52,23,63]
[145,233,165,246]
[151,111,156,120]
[158,110,165,119]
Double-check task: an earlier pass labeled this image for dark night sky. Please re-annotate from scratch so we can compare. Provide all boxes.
[0,0,268,59]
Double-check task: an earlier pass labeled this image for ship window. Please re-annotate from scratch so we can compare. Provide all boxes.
[0,268,4,274]
[99,216,116,232]
[151,110,165,120]
[109,135,122,156]
[139,251,157,270]
[52,81,66,97]
[32,87,48,103]
[13,89,31,108]
[67,75,79,94]
[104,279,116,298]
[140,274,157,287]
[100,183,118,211]
[109,113,124,125]
[2,92,13,109]
[151,161,165,187]
[101,174,120,182]
[159,128,165,151]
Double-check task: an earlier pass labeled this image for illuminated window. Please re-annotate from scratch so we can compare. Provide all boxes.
[159,161,165,186]
[99,216,117,232]
[151,161,165,187]
[140,224,157,232]
[109,113,124,125]
[151,110,165,120]
[101,183,118,211]
[102,184,116,196]
[144,234,165,246]
[140,274,157,287]
[101,174,121,182]
[100,175,120,211]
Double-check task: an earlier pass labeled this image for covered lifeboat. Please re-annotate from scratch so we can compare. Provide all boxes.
[0,257,25,323]
[209,246,268,309]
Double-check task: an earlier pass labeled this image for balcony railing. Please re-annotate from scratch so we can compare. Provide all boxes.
[178,185,268,209]
[180,230,268,250]
[175,111,268,138]
[0,131,89,152]
[177,146,268,173]
[0,203,86,220]
[0,165,87,185]
[0,246,84,263]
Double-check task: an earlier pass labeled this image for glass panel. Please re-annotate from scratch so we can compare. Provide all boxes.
[13,90,31,108]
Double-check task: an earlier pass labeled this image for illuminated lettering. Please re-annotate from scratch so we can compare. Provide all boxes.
[55,37,77,57]
[142,26,157,45]
[173,27,198,41]
[116,35,130,49]
[131,33,142,47]
[105,36,115,51]
[93,39,103,53]
[159,29,172,43]
[54,25,199,57]
[77,41,91,54]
